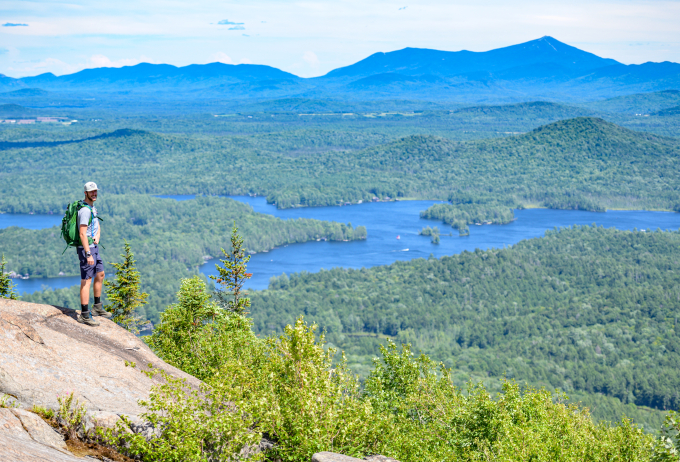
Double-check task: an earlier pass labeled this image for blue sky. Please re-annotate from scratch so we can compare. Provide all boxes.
[1,0,679,78]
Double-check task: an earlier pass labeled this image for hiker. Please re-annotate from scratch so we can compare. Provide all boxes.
[76,182,112,326]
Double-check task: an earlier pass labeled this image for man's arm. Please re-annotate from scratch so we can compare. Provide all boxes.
[94,222,101,244]
[79,225,94,265]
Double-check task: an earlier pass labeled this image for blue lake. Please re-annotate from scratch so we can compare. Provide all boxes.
[0,213,61,230]
[6,196,680,294]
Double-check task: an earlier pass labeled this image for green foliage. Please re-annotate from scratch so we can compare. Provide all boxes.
[419,226,439,236]
[0,254,17,299]
[132,313,655,461]
[253,227,680,423]
[653,411,680,461]
[364,341,654,461]
[210,223,252,315]
[145,276,221,380]
[421,203,515,235]
[0,394,16,408]
[258,318,386,461]
[104,370,266,462]
[104,241,149,333]
[31,405,55,420]
[57,392,87,440]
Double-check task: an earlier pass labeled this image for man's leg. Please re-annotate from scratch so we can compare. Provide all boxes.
[77,246,99,326]
[80,278,91,306]
[92,271,105,299]
[90,248,111,318]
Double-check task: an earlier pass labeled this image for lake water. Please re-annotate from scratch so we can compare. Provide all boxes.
[0,213,61,230]
[6,196,680,294]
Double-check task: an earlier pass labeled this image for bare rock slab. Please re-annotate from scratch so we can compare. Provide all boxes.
[312,453,401,462]
[0,298,200,417]
[313,453,365,462]
[0,408,79,462]
[10,408,69,454]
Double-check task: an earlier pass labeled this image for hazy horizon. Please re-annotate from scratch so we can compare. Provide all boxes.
[2,0,680,79]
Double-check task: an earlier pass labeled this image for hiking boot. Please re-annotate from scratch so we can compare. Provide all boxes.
[77,311,100,327]
[92,303,112,318]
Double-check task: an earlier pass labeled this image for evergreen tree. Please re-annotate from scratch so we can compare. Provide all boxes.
[104,241,149,334]
[210,223,252,315]
[0,254,17,300]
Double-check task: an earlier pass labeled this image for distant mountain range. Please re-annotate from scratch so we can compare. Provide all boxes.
[1,36,679,103]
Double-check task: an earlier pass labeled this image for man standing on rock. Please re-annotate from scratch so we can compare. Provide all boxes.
[77,182,112,326]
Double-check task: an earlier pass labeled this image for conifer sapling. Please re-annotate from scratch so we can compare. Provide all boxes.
[0,254,17,300]
[104,241,149,333]
[210,223,252,315]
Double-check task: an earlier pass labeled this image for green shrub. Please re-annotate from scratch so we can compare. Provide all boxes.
[653,411,680,461]
[365,341,654,461]
[57,392,87,440]
[105,369,267,462]
[257,317,389,461]
[146,275,261,382]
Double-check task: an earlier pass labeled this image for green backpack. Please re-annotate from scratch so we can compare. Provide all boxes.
[60,200,103,253]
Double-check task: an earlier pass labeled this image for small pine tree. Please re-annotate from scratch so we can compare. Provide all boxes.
[104,241,149,334]
[210,222,252,315]
[0,254,17,300]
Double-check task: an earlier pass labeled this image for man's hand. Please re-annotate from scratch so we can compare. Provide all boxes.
[87,256,95,266]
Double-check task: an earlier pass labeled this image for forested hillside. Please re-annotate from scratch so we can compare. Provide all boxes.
[3,195,365,323]
[2,117,680,214]
[251,226,680,428]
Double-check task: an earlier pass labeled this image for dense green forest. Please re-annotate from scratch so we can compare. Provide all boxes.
[1,195,365,323]
[2,91,680,441]
[250,226,680,429]
[2,117,680,214]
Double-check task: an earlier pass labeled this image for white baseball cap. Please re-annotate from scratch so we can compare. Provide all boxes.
[84,182,98,192]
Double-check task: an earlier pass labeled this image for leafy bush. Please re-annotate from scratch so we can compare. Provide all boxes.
[257,318,388,461]
[138,308,655,461]
[57,392,87,440]
[105,370,267,462]
[653,411,680,461]
[365,341,654,461]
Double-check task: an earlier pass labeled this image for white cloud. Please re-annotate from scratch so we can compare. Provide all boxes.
[210,52,234,64]
[87,54,156,68]
[228,25,245,30]
[303,51,320,67]
[218,19,243,25]
[9,57,76,76]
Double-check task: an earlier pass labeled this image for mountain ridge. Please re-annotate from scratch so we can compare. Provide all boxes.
[0,36,678,102]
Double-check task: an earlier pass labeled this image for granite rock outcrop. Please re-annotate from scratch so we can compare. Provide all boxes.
[0,298,200,459]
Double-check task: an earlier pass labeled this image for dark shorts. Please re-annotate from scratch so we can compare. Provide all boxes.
[77,244,104,280]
